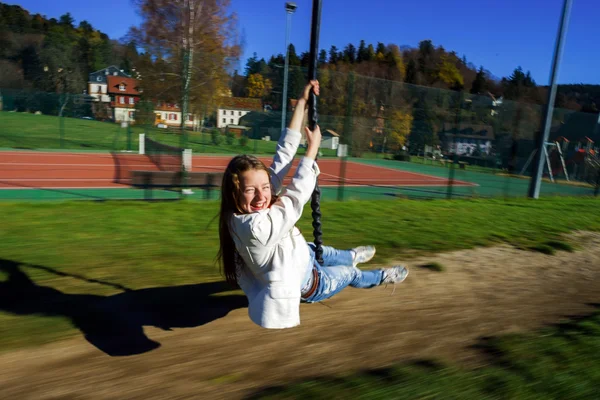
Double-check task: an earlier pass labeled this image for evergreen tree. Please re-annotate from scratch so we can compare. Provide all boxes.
[470,66,487,95]
[328,45,338,64]
[343,43,356,63]
[357,40,367,62]
[405,58,417,84]
[287,43,300,66]
[318,49,327,66]
[409,96,438,152]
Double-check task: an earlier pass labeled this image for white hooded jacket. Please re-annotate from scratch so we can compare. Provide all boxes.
[230,128,319,329]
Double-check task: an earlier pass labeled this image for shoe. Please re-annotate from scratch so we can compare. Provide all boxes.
[381,266,409,284]
[352,246,376,266]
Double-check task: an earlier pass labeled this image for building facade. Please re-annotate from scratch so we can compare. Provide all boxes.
[87,66,198,128]
[217,97,263,129]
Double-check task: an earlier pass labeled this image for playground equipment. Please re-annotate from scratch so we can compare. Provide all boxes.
[521,140,569,182]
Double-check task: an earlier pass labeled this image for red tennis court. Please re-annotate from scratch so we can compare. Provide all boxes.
[0,151,475,189]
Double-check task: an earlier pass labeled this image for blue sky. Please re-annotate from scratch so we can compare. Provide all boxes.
[8,0,599,84]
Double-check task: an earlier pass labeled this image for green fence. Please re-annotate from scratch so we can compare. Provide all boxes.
[1,69,599,201]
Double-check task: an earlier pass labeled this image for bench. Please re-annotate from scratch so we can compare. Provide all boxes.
[131,170,223,200]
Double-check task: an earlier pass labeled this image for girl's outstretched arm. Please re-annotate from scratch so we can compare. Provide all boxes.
[288,80,320,133]
[269,81,320,194]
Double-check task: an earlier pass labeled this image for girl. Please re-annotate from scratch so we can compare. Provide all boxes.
[218,81,408,329]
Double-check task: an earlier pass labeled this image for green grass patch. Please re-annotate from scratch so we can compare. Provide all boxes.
[529,243,556,255]
[529,239,575,255]
[419,262,445,272]
[544,239,575,252]
[0,196,599,351]
[0,111,337,156]
[249,310,600,399]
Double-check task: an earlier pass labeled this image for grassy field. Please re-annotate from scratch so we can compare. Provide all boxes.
[0,111,337,156]
[1,196,600,351]
[1,196,599,397]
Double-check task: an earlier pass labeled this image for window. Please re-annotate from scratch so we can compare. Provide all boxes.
[119,84,125,91]
[222,118,226,123]
[129,97,134,105]
[230,110,234,115]
[238,111,242,116]
[188,115,194,121]
[169,113,178,121]
[129,111,135,119]
[230,118,234,124]
[119,97,124,104]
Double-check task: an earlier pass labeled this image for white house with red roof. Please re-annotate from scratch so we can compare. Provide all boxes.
[107,75,141,123]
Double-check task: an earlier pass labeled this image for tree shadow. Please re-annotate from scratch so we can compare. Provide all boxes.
[0,258,247,356]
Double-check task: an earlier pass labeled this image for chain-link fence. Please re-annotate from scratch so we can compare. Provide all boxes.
[1,69,599,200]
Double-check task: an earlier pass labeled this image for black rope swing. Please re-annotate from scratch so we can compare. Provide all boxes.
[307,0,324,265]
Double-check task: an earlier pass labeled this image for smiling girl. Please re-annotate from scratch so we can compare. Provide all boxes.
[217,81,408,329]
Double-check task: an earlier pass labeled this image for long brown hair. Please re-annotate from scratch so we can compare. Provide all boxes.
[217,155,273,287]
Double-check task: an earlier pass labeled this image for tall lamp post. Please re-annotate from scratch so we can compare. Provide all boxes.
[281,2,297,132]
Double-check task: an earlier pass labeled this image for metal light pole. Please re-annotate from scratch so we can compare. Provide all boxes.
[281,2,297,132]
[528,0,573,198]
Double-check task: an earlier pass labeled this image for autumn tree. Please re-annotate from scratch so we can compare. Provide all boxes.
[246,73,272,98]
[385,109,413,151]
[129,0,240,133]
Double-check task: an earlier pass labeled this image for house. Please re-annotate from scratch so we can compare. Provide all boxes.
[217,97,263,128]
[107,76,141,123]
[87,66,199,127]
[226,125,251,138]
[440,123,495,156]
[87,66,130,104]
[154,101,199,130]
[321,129,340,150]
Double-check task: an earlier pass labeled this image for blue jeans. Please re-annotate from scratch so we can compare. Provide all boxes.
[302,244,384,303]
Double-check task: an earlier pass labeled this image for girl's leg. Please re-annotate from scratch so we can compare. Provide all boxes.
[303,265,384,303]
[307,243,353,267]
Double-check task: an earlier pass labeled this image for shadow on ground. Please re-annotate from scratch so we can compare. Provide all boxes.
[0,258,247,356]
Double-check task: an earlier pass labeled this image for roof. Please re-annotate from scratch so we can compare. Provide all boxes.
[218,97,262,111]
[155,102,180,112]
[106,76,140,96]
[441,123,495,140]
[88,66,130,83]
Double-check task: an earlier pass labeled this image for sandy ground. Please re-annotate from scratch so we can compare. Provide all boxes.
[1,231,599,399]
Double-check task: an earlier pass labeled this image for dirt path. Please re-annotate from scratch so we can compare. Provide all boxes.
[1,231,599,399]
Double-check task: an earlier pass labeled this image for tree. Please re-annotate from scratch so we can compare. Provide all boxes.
[58,13,75,29]
[502,66,538,101]
[246,73,272,98]
[438,56,464,90]
[405,58,417,84]
[328,45,339,64]
[129,0,240,133]
[357,40,367,62]
[386,109,413,151]
[470,66,487,94]
[287,43,300,66]
[409,97,438,152]
[343,43,356,63]
[318,49,327,66]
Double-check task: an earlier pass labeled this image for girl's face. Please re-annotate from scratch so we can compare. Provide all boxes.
[239,169,271,213]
